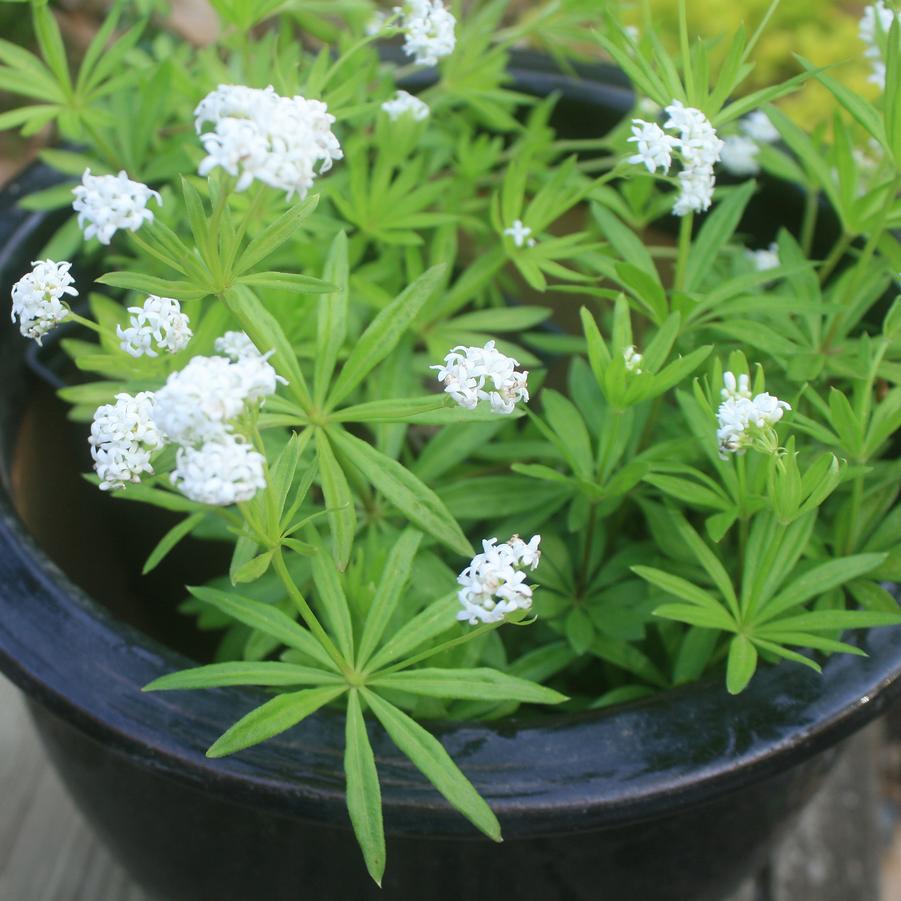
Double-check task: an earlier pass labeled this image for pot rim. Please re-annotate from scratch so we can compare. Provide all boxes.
[0,58,899,841]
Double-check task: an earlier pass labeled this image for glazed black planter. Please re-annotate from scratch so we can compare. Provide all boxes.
[0,58,899,901]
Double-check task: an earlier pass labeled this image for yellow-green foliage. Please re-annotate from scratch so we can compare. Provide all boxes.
[625,0,877,127]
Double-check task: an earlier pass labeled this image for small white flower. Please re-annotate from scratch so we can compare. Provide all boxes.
[503,219,535,248]
[396,0,456,67]
[720,135,760,176]
[171,434,266,506]
[721,371,752,402]
[116,295,192,358]
[366,9,389,35]
[214,330,259,361]
[860,2,899,88]
[637,97,662,117]
[195,85,342,198]
[741,111,779,144]
[72,169,161,245]
[456,534,542,625]
[716,371,790,458]
[747,243,780,273]
[10,259,77,344]
[432,340,529,415]
[672,166,715,216]
[623,345,643,374]
[152,354,277,446]
[627,119,678,174]
[89,392,165,491]
[381,90,430,122]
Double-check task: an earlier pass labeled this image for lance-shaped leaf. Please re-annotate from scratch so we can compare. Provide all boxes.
[726,635,758,695]
[370,668,567,705]
[357,529,423,668]
[143,512,205,575]
[344,691,385,886]
[188,585,340,671]
[235,194,320,274]
[315,428,356,570]
[362,689,501,842]
[144,661,344,692]
[207,685,345,757]
[310,548,355,662]
[365,593,459,673]
[329,428,471,557]
[314,231,349,405]
[328,264,445,409]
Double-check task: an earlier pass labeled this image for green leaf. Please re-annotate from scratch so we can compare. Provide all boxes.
[757,609,901,633]
[653,602,735,631]
[357,529,423,668]
[235,194,319,274]
[237,272,335,293]
[365,593,459,673]
[541,389,593,479]
[207,685,345,757]
[142,512,204,575]
[315,428,356,570]
[362,689,501,841]
[632,565,733,624]
[757,553,887,623]
[232,551,274,584]
[371,668,567,705]
[684,180,756,291]
[144,661,343,691]
[345,691,385,886]
[726,635,758,694]
[32,2,71,92]
[328,428,471,557]
[328,264,445,408]
[188,586,339,671]
[310,550,355,662]
[669,509,739,618]
[314,231,349,406]
[223,284,312,409]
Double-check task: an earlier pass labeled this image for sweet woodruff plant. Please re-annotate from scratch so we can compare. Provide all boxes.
[4,0,901,883]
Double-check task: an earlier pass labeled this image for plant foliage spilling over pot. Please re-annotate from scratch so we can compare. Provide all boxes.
[2,0,901,886]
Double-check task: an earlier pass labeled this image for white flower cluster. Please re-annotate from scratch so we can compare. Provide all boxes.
[72,169,161,245]
[433,340,529,415]
[628,101,723,216]
[117,295,193,358]
[716,371,790,458]
[719,112,780,177]
[741,111,780,145]
[152,352,278,445]
[623,345,643,374]
[381,90,430,122]
[171,434,266,506]
[10,259,77,344]
[194,85,343,198]
[89,392,164,491]
[457,535,542,625]
[860,2,899,88]
[88,337,278,504]
[503,219,535,248]
[747,243,780,272]
[397,0,456,67]
[720,136,759,176]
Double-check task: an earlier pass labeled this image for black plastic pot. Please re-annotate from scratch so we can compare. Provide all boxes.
[0,59,899,901]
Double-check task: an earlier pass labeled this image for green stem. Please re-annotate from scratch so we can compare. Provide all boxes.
[844,474,865,555]
[799,184,819,257]
[817,232,852,286]
[674,212,693,292]
[272,547,349,674]
[370,622,498,677]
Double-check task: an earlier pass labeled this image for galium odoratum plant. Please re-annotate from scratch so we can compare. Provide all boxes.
[3,0,901,885]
